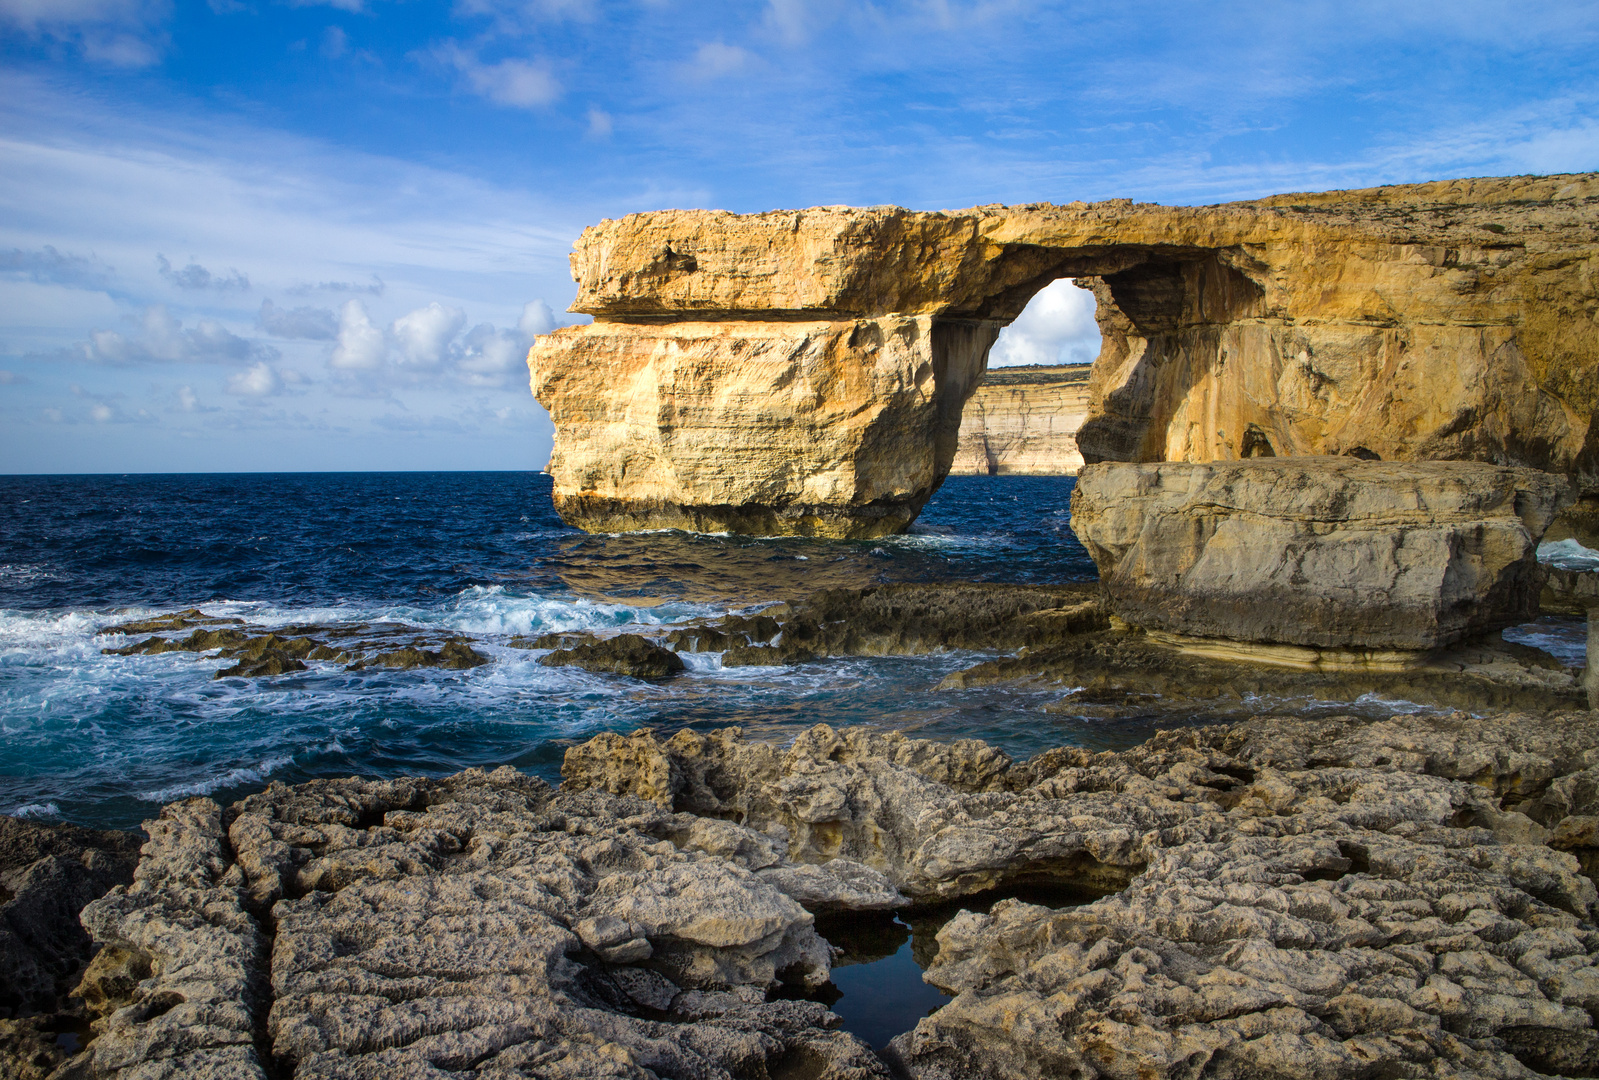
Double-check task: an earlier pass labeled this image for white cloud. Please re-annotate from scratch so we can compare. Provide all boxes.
[988,279,1100,368]
[390,301,466,368]
[436,44,560,108]
[225,361,281,396]
[0,245,114,289]
[330,299,385,369]
[586,107,612,139]
[0,0,169,65]
[91,402,113,421]
[73,304,279,365]
[456,322,527,385]
[517,298,556,338]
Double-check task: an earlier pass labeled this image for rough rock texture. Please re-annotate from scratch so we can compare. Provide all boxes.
[531,174,1599,536]
[0,817,142,1018]
[565,717,1599,1079]
[538,632,687,679]
[950,364,1091,475]
[72,768,899,1079]
[1070,458,1572,649]
[64,712,1599,1078]
[672,583,1105,662]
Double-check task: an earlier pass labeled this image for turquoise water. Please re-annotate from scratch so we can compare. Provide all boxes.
[1,472,1134,829]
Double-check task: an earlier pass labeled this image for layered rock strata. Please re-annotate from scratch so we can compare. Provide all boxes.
[949,364,1091,475]
[1070,458,1572,650]
[530,173,1599,536]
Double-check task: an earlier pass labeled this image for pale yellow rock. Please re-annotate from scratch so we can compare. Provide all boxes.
[950,365,1091,475]
[530,173,1599,536]
[529,316,993,537]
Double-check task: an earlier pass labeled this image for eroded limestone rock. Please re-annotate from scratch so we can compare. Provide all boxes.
[532,174,1599,536]
[1070,458,1572,649]
[565,716,1599,1079]
[75,769,896,1080]
[71,711,1599,1079]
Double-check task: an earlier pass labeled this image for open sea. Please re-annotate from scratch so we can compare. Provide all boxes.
[0,471,1117,831]
[2,471,1587,834]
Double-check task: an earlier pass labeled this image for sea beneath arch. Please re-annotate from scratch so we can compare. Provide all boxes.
[0,471,1586,831]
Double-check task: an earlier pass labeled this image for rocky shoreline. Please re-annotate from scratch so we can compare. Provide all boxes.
[9,710,1599,1079]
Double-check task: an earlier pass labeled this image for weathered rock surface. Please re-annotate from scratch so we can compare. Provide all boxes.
[531,174,1599,536]
[0,817,142,1019]
[72,768,900,1080]
[669,583,1105,663]
[57,710,1599,1078]
[950,364,1091,475]
[0,817,141,1080]
[565,716,1599,1079]
[538,632,687,678]
[1071,458,1572,649]
[100,614,486,678]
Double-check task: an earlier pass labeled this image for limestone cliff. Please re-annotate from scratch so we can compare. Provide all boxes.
[950,364,1090,475]
[529,173,1599,536]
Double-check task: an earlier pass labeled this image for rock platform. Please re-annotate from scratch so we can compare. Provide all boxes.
[15,711,1599,1079]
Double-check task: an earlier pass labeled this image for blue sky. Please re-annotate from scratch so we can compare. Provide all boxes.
[2,0,1596,473]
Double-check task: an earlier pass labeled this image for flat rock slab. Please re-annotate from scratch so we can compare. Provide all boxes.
[1071,457,1572,650]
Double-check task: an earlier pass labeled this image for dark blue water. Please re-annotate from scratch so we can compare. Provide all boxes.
[0,472,1118,829]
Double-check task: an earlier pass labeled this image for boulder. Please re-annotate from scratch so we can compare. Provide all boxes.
[1070,458,1572,650]
[537,632,686,678]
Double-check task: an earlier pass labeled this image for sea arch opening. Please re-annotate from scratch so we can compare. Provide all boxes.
[950,279,1101,476]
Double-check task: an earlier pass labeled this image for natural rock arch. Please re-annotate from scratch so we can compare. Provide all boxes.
[528,174,1599,538]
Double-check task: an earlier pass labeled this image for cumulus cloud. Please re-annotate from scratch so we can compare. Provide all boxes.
[258,299,338,340]
[988,279,1101,368]
[322,297,556,387]
[517,298,556,338]
[157,254,250,291]
[330,299,385,370]
[436,43,560,108]
[73,305,280,365]
[456,322,527,385]
[0,246,114,289]
[391,301,467,368]
[225,361,281,396]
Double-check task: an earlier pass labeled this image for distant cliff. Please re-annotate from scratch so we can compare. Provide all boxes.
[950,365,1091,475]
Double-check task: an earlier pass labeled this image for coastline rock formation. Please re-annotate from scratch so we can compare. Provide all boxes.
[1070,458,1572,650]
[949,364,1091,475]
[529,173,1599,537]
[63,712,1599,1079]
